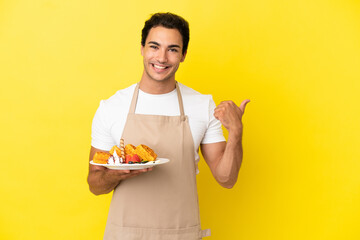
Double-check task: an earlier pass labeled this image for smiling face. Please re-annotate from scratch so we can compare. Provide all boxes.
[141,26,186,86]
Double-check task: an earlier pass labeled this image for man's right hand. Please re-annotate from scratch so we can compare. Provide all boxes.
[87,147,152,195]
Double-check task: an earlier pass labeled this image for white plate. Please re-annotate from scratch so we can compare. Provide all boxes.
[90,158,170,170]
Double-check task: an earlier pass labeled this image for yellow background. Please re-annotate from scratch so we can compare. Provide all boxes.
[1,0,360,239]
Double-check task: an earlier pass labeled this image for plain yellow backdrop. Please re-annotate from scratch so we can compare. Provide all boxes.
[1,0,360,239]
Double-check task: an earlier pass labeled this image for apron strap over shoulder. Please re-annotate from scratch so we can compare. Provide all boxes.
[175,82,186,121]
[129,83,140,114]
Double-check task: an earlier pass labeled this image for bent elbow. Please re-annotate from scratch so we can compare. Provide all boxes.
[89,187,102,196]
[216,175,237,189]
[88,185,111,196]
[219,180,236,189]
[87,177,110,196]
[223,182,235,189]
[88,184,101,195]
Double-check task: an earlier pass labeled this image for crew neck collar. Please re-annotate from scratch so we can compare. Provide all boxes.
[138,87,177,97]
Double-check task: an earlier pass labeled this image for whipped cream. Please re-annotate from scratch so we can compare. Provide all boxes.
[108,156,115,165]
[113,149,121,165]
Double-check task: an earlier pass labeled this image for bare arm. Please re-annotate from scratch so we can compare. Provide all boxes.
[87,146,152,195]
[201,99,250,189]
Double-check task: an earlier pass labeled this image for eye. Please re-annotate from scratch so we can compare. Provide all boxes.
[169,48,178,52]
[150,45,158,49]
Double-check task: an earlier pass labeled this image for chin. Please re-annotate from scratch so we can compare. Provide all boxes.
[148,74,174,83]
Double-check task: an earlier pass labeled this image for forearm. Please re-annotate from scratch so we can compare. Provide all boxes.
[214,129,243,188]
[87,169,121,195]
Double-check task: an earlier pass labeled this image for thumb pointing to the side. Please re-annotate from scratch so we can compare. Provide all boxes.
[239,99,250,113]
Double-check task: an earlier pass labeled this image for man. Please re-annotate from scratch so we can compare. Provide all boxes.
[87,12,249,239]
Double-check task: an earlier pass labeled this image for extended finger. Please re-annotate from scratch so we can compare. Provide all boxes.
[239,99,250,113]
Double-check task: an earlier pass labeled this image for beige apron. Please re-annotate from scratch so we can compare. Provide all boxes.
[104,82,210,240]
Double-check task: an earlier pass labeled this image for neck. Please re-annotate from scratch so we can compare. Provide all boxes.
[139,73,176,94]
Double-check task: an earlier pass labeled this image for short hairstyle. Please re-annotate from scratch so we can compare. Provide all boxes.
[141,12,190,55]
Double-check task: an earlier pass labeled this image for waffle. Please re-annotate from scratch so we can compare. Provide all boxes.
[125,144,136,156]
[93,152,111,164]
[109,145,121,157]
[135,144,157,161]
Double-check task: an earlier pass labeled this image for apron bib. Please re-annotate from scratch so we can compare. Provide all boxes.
[104,82,210,240]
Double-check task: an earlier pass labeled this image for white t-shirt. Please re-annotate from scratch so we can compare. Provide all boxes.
[91,82,226,173]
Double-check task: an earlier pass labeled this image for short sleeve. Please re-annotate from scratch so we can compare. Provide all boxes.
[201,97,226,144]
[91,100,116,151]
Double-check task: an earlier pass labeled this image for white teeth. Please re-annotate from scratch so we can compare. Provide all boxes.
[153,64,166,69]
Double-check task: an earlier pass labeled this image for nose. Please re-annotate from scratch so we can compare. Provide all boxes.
[156,49,167,63]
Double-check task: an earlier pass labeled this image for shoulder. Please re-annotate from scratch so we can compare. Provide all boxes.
[178,82,215,120]
[94,84,136,123]
[103,84,135,106]
[99,84,136,111]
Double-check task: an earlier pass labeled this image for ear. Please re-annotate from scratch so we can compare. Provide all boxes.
[141,45,144,56]
[180,51,187,62]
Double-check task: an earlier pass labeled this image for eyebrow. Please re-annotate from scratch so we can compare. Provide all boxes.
[148,41,181,48]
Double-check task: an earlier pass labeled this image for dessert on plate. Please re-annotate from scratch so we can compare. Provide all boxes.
[93,139,158,165]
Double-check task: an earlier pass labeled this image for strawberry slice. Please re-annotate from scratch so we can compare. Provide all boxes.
[131,154,141,163]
